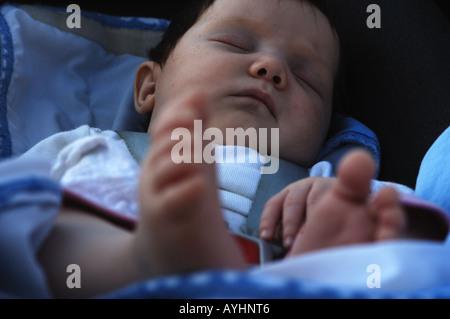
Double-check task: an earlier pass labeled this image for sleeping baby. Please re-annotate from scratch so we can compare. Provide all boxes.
[5,0,448,298]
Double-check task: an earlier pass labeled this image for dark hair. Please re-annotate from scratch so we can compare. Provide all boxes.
[149,0,214,65]
[148,0,346,113]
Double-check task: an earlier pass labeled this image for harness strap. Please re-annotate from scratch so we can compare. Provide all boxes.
[242,159,309,238]
[116,131,151,163]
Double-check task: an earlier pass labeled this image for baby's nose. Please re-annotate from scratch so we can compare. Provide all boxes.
[250,58,287,89]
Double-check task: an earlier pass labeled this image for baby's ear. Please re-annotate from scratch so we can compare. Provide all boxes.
[134,61,161,114]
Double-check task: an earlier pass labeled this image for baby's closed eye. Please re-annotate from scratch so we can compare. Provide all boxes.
[209,32,254,53]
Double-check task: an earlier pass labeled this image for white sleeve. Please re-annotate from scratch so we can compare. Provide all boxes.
[21,125,141,219]
[309,161,414,195]
[51,127,141,219]
[308,161,334,178]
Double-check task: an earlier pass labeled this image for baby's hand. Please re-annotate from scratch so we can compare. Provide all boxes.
[259,177,336,249]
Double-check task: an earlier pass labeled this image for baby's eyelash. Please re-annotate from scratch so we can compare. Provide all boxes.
[210,33,253,52]
[292,71,321,96]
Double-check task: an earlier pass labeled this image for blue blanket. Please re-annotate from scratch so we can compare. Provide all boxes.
[416,127,450,220]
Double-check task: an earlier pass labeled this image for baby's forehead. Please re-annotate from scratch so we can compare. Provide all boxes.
[199,0,331,27]
[197,0,338,46]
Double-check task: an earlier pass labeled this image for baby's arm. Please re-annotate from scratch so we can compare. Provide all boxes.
[260,152,449,252]
[37,205,145,299]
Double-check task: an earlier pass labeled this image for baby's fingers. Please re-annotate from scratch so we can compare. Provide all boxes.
[280,184,309,249]
[259,190,287,241]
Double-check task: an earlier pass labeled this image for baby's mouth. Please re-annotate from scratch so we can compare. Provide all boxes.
[232,89,276,118]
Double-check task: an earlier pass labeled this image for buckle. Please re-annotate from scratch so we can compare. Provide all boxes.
[231,232,286,266]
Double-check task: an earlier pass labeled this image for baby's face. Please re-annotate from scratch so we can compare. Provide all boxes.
[149,0,339,167]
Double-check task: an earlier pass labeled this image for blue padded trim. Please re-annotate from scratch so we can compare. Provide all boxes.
[0,8,13,158]
[38,4,171,31]
[0,177,61,207]
[99,270,450,299]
